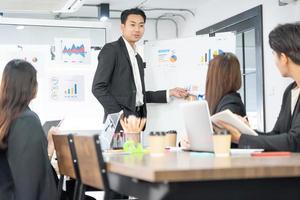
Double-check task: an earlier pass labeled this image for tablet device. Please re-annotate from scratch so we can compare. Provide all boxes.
[211,109,258,136]
[42,120,62,135]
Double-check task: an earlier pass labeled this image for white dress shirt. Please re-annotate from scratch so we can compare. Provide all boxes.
[123,37,144,106]
[291,86,300,115]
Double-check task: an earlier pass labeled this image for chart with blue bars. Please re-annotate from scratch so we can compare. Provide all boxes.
[199,49,224,65]
[64,83,78,98]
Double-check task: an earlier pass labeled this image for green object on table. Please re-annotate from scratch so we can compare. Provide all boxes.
[123,140,147,154]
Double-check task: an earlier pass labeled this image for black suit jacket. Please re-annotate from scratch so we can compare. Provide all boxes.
[215,92,246,148]
[0,107,57,200]
[92,37,167,120]
[239,82,300,152]
[214,92,246,116]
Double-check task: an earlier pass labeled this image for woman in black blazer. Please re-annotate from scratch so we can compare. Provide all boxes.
[219,23,300,152]
[0,60,57,200]
[205,52,246,117]
[205,52,246,148]
[180,52,246,148]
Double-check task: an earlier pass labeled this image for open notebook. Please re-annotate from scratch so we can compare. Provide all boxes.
[211,109,258,136]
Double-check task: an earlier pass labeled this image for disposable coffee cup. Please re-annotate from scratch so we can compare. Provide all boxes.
[213,129,231,157]
[148,131,166,154]
[165,130,177,147]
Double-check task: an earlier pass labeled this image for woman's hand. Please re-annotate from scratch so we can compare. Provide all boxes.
[217,121,241,144]
[47,127,60,160]
[120,115,146,133]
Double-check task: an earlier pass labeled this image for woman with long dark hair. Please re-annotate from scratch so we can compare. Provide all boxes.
[0,59,57,200]
[180,53,246,148]
[205,52,246,116]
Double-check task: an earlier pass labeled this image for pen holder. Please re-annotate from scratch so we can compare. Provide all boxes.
[213,129,231,157]
[125,132,141,144]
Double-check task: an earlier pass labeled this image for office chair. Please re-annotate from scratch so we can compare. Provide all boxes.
[53,134,83,200]
[73,134,113,200]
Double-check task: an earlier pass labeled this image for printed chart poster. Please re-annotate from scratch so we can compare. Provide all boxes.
[157,49,178,67]
[49,75,84,101]
[54,38,91,64]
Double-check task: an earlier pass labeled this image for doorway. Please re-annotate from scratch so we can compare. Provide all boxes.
[196,5,265,131]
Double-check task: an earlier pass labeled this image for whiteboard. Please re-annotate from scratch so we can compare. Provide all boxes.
[143,33,236,144]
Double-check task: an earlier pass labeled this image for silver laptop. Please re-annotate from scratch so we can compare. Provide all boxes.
[181,101,214,152]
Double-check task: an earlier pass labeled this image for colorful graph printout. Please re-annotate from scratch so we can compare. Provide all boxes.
[199,49,224,65]
[49,75,84,101]
[54,38,91,64]
[158,49,177,66]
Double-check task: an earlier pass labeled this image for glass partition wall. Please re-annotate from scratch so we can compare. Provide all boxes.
[197,5,265,131]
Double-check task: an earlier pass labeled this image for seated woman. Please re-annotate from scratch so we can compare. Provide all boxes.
[219,23,300,152]
[181,52,246,147]
[0,59,57,200]
[205,52,246,117]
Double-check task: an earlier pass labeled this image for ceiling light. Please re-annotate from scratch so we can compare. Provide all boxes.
[16,26,25,30]
[98,3,109,22]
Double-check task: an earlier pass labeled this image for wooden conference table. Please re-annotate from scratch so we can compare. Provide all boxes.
[104,151,300,200]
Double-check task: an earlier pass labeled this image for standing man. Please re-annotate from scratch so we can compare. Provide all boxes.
[92,8,188,125]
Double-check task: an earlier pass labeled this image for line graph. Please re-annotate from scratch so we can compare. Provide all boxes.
[62,44,87,57]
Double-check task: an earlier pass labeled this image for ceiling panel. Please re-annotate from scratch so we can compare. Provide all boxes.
[0,0,203,18]
[0,0,79,13]
[84,0,200,10]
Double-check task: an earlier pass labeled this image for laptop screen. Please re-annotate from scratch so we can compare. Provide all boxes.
[181,101,214,152]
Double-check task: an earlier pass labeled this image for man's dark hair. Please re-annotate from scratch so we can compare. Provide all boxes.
[121,8,146,24]
[269,23,300,65]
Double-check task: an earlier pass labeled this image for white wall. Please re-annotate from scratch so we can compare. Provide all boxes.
[178,0,300,131]
[2,1,299,132]
[108,18,178,44]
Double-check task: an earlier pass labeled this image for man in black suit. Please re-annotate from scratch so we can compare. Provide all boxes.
[92,8,188,126]
[219,23,300,152]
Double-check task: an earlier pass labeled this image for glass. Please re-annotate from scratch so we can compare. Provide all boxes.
[236,29,260,130]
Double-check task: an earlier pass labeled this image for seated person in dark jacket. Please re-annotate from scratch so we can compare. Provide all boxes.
[205,52,246,117]
[0,59,57,200]
[219,23,300,152]
[180,52,246,147]
[206,52,246,148]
